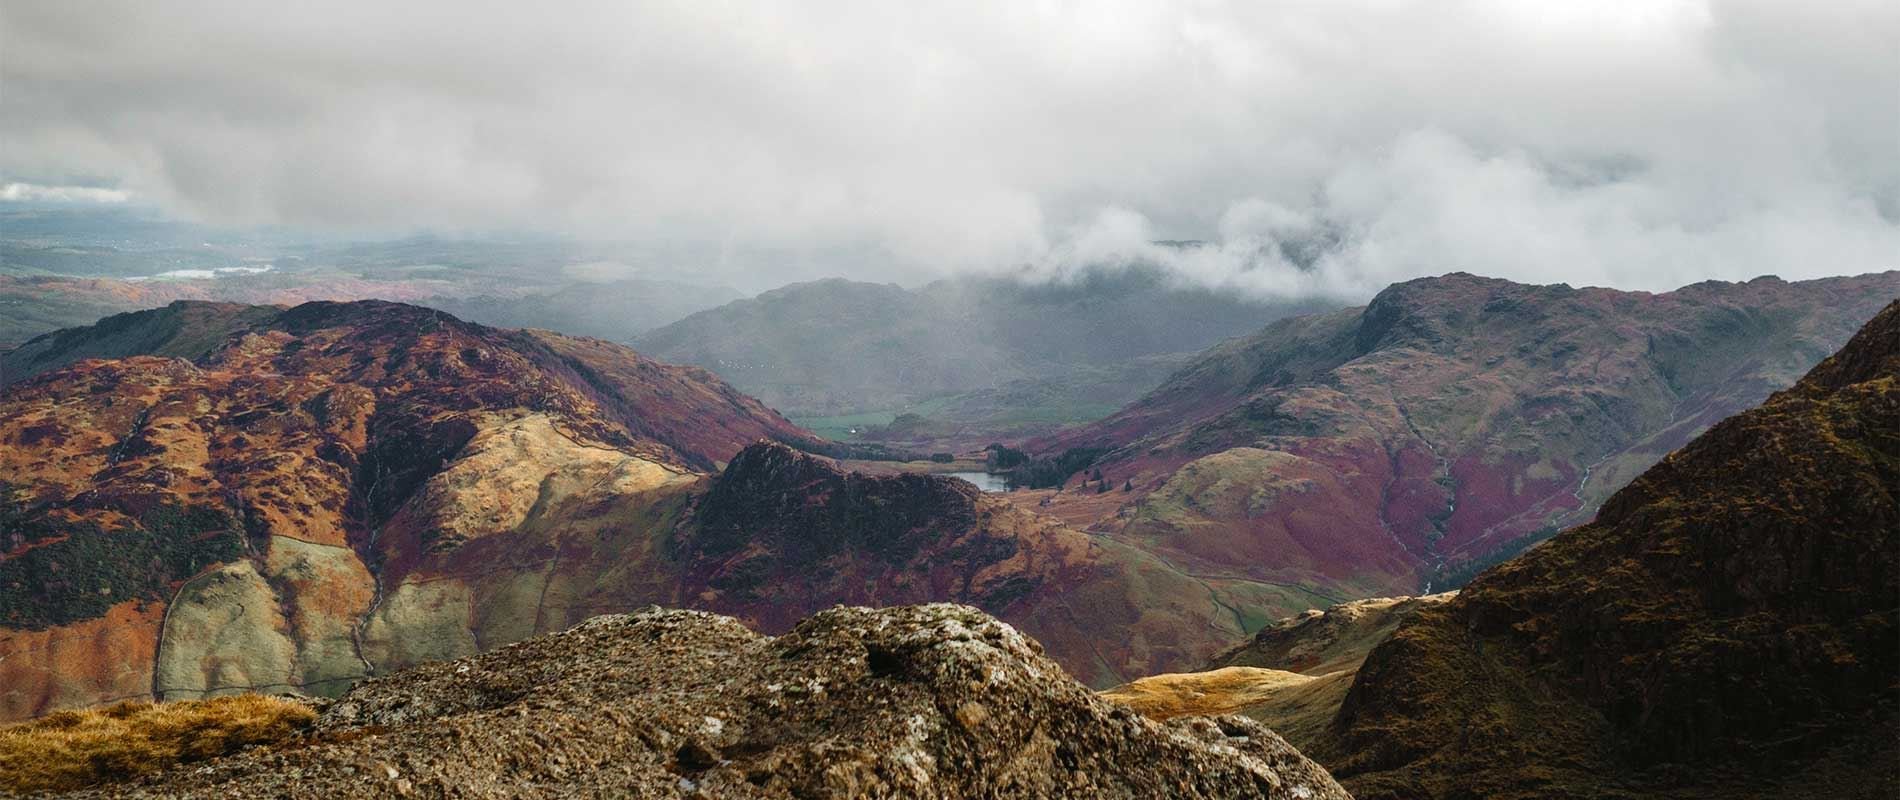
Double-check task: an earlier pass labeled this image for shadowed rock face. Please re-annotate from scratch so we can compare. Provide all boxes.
[1033,271,1900,603]
[1319,301,1898,799]
[1210,594,1458,678]
[692,442,983,566]
[66,605,1352,800]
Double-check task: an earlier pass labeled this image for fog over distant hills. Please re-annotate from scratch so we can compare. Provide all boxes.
[4,2,1894,294]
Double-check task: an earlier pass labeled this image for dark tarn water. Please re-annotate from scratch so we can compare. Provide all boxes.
[944,471,1010,492]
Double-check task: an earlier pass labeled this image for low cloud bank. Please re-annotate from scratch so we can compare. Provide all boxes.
[3,1,1895,296]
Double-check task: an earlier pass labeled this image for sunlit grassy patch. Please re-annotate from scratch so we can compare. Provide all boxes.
[1100,666,1318,720]
[0,694,315,794]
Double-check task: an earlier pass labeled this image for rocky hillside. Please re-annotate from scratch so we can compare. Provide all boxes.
[0,302,1272,721]
[1114,300,1900,799]
[54,605,1348,799]
[0,300,811,720]
[366,437,1291,694]
[1032,271,1900,604]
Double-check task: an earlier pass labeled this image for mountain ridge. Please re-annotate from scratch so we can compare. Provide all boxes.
[1028,270,1900,599]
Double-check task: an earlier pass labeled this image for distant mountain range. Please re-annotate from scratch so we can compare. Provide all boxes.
[2,240,1329,449]
[634,269,1338,440]
[0,272,744,354]
[0,232,747,348]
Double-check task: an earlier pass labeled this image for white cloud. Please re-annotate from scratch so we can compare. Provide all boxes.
[1,182,131,204]
[2,0,1895,294]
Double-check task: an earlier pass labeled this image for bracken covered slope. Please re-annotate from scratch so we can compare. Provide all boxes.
[1033,271,1900,603]
[0,300,813,720]
[1312,299,1900,799]
[61,605,1351,800]
[0,301,1258,721]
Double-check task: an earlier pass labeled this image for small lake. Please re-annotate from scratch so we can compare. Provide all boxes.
[944,471,1011,492]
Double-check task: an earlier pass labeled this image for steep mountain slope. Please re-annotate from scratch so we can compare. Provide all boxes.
[1311,299,1900,799]
[634,270,1336,427]
[57,605,1350,799]
[1036,271,1899,601]
[0,300,814,720]
[0,301,1267,721]
[1112,300,1900,799]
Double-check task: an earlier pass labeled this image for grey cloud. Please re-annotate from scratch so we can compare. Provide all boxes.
[2,0,1895,295]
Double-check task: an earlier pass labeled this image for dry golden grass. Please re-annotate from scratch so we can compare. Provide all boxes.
[1099,666,1318,720]
[0,694,315,794]
[1101,666,1357,748]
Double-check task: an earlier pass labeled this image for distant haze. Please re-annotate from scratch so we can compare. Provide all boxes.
[3,1,1896,297]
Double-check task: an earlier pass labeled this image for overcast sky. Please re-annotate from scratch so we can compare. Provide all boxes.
[3,0,1896,296]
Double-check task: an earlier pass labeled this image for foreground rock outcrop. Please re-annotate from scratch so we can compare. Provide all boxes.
[69,604,1350,799]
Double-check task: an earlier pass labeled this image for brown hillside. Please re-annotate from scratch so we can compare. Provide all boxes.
[1316,300,1900,798]
[1028,272,1899,608]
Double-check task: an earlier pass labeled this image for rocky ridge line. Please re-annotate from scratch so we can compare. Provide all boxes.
[72,604,1351,799]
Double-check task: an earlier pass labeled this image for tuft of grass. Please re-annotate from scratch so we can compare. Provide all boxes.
[0,694,316,794]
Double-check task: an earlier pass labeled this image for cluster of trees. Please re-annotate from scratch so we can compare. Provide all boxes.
[983,444,1031,471]
[989,445,1108,490]
[0,501,245,629]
